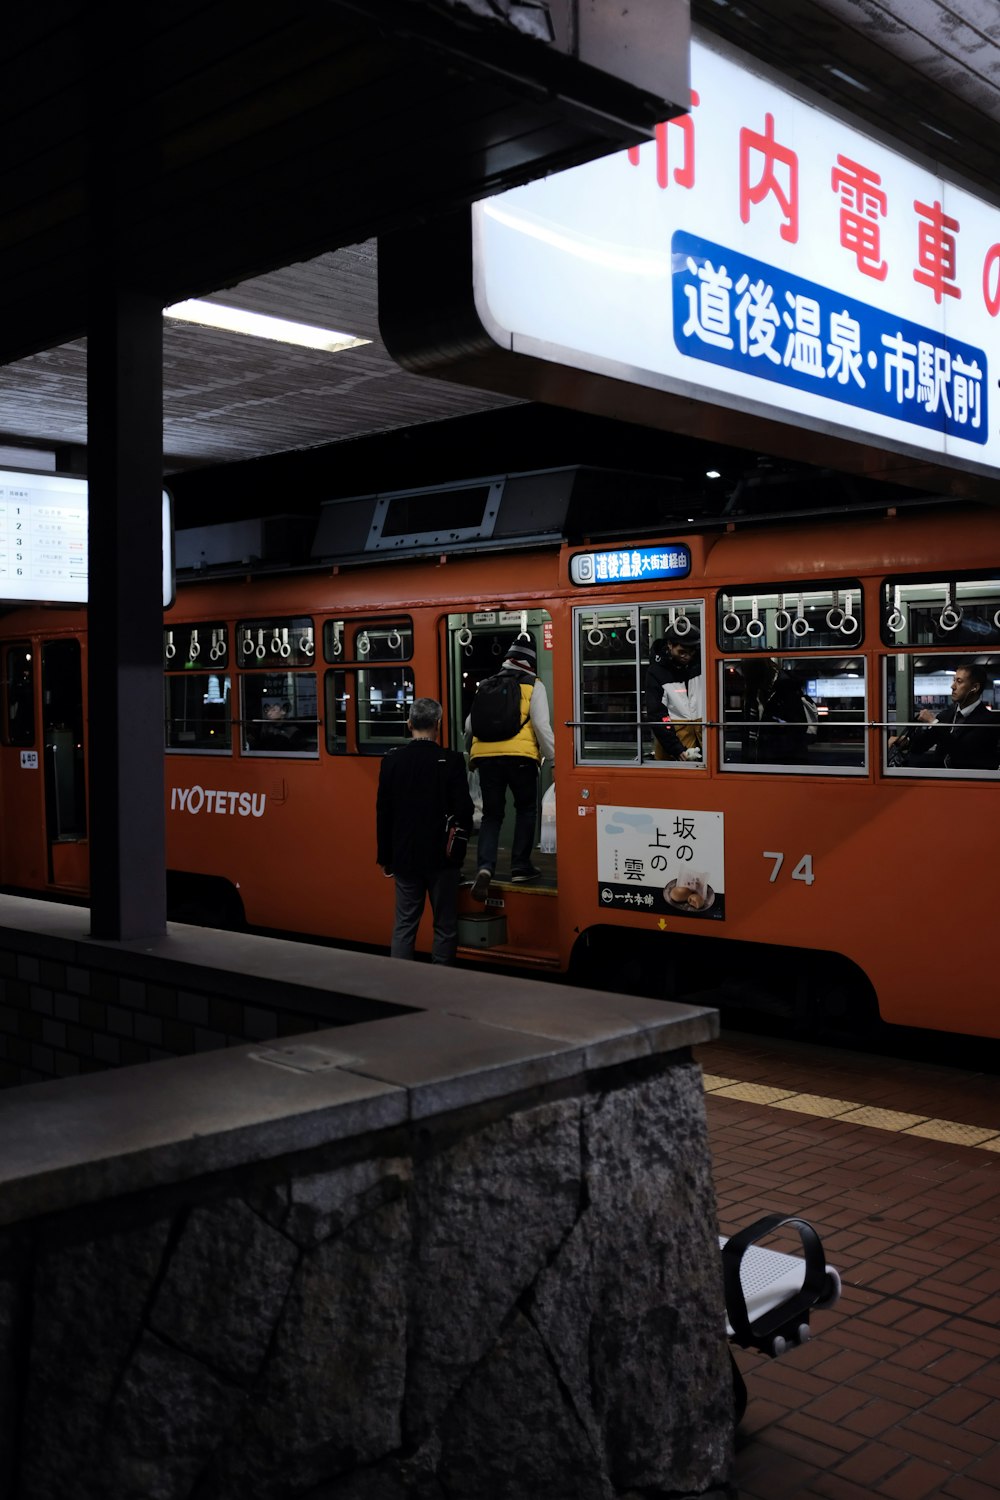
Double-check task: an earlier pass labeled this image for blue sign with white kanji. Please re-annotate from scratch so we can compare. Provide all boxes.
[570,544,692,587]
[672,230,987,445]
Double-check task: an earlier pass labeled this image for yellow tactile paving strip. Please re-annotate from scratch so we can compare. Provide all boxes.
[701,1073,1000,1152]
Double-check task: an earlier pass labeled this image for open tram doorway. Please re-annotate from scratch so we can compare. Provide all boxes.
[446,608,556,891]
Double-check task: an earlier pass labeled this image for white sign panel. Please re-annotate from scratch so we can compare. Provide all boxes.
[0,471,174,606]
[475,31,1000,476]
[597,805,725,921]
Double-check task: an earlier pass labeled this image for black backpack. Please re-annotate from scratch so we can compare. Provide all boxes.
[470,672,530,742]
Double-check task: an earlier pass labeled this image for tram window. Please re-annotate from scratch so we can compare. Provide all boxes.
[357,667,414,754]
[163,622,228,669]
[881,575,1000,649]
[241,672,318,755]
[717,584,862,652]
[4,644,34,746]
[355,620,412,662]
[884,654,1000,777]
[720,656,867,773]
[165,674,232,752]
[237,617,315,668]
[323,618,412,663]
[324,670,348,755]
[576,602,704,765]
[577,607,642,763]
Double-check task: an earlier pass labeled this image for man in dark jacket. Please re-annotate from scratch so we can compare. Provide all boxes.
[644,623,702,761]
[894,663,998,771]
[376,697,474,963]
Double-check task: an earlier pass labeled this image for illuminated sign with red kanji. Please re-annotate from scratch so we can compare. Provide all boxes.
[740,113,798,244]
[912,200,961,303]
[831,156,887,281]
[474,30,1000,478]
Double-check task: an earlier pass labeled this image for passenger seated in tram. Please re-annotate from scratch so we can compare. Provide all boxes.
[888,663,999,771]
[645,623,703,762]
[256,698,301,748]
[731,659,814,765]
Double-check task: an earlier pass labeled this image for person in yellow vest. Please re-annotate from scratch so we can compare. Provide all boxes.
[466,635,555,900]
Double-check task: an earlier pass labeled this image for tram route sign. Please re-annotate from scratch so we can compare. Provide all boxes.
[473,28,1000,480]
[570,543,691,586]
[597,804,725,921]
[0,470,174,607]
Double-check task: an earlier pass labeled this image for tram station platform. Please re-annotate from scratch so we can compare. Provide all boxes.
[699,1033,1000,1500]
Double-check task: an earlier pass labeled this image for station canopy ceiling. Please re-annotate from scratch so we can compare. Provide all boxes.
[0,0,998,521]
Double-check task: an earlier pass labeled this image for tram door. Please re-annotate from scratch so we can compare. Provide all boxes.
[41,639,88,890]
[0,639,48,890]
[447,610,556,889]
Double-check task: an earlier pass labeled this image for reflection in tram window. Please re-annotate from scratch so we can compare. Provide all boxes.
[884,654,1000,777]
[721,656,866,773]
[357,667,414,755]
[575,603,704,765]
[165,674,232,752]
[242,672,318,755]
[4,644,34,746]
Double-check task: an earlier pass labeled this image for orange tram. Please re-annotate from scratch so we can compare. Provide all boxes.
[1,467,998,1039]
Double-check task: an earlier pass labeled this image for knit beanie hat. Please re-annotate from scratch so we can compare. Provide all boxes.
[662,621,700,647]
[505,635,537,670]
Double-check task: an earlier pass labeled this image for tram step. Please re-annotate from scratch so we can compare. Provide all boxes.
[458,941,561,971]
[457,913,508,948]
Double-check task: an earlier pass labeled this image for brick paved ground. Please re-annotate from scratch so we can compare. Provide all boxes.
[701,1035,1000,1500]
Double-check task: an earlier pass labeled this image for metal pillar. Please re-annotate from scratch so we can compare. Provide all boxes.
[86,285,166,940]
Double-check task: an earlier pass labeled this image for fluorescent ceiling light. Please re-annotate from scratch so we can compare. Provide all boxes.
[823,65,870,93]
[163,299,371,353]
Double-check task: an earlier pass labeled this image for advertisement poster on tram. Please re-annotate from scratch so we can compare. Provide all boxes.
[474,30,1000,479]
[597,805,726,920]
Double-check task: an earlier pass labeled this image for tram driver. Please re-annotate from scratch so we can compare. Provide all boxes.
[888,662,999,771]
[645,623,703,762]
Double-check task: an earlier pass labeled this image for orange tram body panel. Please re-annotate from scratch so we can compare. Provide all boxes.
[1,481,998,1039]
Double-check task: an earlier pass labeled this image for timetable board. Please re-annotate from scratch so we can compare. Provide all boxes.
[0,471,174,606]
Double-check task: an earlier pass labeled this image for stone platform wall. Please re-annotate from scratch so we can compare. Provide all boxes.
[1,1056,732,1500]
[0,896,733,1498]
